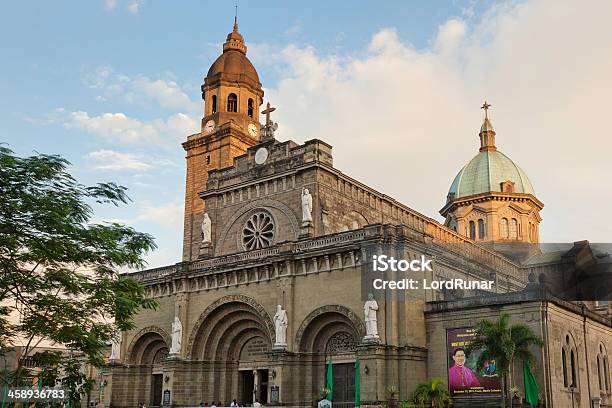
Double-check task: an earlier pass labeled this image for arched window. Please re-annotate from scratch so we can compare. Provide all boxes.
[469,221,476,240]
[211,95,217,113]
[500,218,509,239]
[597,344,610,393]
[562,348,568,387]
[510,218,518,239]
[570,349,577,387]
[605,357,610,392]
[227,93,237,112]
[598,355,603,391]
[478,219,485,240]
[563,334,579,389]
[247,98,254,118]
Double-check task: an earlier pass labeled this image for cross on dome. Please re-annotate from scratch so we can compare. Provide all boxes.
[481,101,492,119]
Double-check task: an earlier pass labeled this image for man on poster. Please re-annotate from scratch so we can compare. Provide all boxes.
[448,347,481,390]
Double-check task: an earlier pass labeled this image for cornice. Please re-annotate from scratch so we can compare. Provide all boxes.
[440,192,544,216]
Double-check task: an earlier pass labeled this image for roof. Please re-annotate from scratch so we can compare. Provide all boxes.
[205,19,260,84]
[206,49,260,83]
[448,149,536,199]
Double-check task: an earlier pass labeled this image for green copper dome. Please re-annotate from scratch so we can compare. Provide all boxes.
[448,149,535,199]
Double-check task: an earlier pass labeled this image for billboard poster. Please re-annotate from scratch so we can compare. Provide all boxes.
[446,327,502,396]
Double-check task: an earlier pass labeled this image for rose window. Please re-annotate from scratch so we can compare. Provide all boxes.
[242,212,274,250]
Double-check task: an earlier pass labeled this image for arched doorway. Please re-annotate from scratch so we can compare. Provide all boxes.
[188,296,274,404]
[295,305,365,405]
[127,329,170,407]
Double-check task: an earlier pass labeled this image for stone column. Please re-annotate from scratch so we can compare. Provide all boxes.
[99,368,112,407]
[358,344,386,403]
[253,369,259,403]
[269,349,295,405]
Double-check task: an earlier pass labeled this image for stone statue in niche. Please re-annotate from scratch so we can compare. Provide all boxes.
[273,304,288,349]
[109,332,121,362]
[363,293,380,342]
[169,316,183,355]
[201,213,211,243]
[301,188,313,223]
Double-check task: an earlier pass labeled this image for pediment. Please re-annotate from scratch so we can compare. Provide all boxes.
[508,202,530,214]
[472,205,488,214]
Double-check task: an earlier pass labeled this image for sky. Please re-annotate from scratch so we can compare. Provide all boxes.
[1,0,611,269]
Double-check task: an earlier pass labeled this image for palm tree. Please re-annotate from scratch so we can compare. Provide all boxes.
[466,313,543,408]
[411,378,450,407]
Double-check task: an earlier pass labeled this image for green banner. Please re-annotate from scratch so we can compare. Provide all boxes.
[523,360,539,406]
[354,355,360,407]
[326,357,333,400]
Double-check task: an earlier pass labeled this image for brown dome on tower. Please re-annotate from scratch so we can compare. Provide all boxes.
[204,17,260,87]
[199,16,263,132]
[206,50,260,84]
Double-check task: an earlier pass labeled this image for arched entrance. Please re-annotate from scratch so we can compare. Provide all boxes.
[126,327,170,407]
[187,295,274,404]
[295,305,365,405]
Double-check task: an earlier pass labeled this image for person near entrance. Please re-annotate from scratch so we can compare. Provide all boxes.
[230,399,237,407]
[253,399,262,408]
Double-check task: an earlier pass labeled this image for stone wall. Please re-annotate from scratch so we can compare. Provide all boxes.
[425,291,612,408]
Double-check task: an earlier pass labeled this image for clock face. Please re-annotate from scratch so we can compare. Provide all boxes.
[248,123,258,137]
[254,147,269,165]
[203,120,215,134]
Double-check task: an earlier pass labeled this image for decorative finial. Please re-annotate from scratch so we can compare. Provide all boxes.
[479,100,496,151]
[481,100,492,119]
[234,2,238,31]
[260,102,278,140]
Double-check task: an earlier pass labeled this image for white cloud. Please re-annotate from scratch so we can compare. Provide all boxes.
[104,0,117,10]
[104,0,143,14]
[259,0,612,243]
[65,111,157,143]
[127,0,144,14]
[85,66,195,112]
[63,110,197,145]
[86,150,152,171]
[135,201,183,230]
[128,77,192,109]
[285,21,303,36]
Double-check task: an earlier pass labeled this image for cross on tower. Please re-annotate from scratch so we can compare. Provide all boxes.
[481,100,492,119]
[262,102,276,127]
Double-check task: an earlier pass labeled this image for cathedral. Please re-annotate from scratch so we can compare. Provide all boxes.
[102,21,612,408]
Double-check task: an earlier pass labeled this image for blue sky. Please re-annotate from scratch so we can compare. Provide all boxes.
[2,0,611,268]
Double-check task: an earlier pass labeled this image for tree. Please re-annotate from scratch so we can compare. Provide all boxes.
[411,378,450,408]
[0,146,158,403]
[466,313,543,408]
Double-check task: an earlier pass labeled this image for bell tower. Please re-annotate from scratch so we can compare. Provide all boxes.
[182,19,264,261]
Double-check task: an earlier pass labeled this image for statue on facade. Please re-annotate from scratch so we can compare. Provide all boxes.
[273,305,288,348]
[301,188,313,223]
[169,316,183,355]
[201,213,211,243]
[363,293,379,341]
[109,332,121,361]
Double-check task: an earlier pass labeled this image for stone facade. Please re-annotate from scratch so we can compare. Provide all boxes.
[102,23,612,408]
[426,291,612,408]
